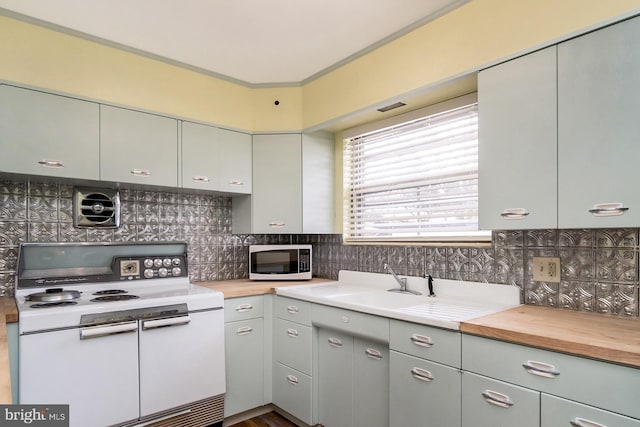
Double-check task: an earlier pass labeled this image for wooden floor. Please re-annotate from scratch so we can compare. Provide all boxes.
[228,411,299,427]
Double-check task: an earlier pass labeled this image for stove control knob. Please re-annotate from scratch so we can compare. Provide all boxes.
[158,267,168,278]
[144,258,154,268]
[144,269,154,279]
[154,258,163,268]
[172,267,182,276]
[172,257,181,266]
[163,258,172,267]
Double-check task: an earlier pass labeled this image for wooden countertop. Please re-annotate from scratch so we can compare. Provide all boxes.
[461,305,640,368]
[196,277,334,298]
[0,297,18,404]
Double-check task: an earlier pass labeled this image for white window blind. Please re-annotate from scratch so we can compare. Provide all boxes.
[344,101,489,242]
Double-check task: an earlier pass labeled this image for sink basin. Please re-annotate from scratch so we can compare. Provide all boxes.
[327,290,424,309]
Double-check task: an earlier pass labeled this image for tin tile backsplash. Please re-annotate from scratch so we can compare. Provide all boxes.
[1,178,638,317]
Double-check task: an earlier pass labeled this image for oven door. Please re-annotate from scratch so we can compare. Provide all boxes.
[19,322,140,427]
[138,308,225,417]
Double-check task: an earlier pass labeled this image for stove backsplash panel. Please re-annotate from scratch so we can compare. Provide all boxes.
[1,178,637,318]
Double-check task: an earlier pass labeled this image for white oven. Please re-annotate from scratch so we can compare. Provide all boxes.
[15,242,226,427]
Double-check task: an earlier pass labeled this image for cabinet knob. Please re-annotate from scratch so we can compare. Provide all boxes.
[131,168,151,177]
[38,159,64,168]
[500,208,529,219]
[286,374,299,385]
[481,390,514,408]
[588,203,628,217]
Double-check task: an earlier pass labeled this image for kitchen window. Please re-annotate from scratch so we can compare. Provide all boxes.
[343,93,490,243]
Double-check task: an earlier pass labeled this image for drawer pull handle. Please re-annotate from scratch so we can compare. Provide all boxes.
[286,328,299,338]
[192,175,210,183]
[410,334,433,348]
[235,304,253,312]
[500,208,529,219]
[410,367,433,382]
[236,326,253,335]
[131,168,151,177]
[228,180,244,185]
[287,374,299,385]
[482,390,514,408]
[38,159,64,168]
[287,305,299,314]
[588,203,628,217]
[328,337,343,348]
[269,222,285,228]
[570,418,607,427]
[522,360,560,378]
[365,348,383,360]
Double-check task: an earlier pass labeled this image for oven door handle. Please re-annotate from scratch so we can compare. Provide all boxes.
[80,321,138,340]
[142,315,191,330]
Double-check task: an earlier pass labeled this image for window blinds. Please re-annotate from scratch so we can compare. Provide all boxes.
[344,102,488,242]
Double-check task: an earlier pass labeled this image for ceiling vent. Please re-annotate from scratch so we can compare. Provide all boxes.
[73,187,121,229]
[377,102,406,113]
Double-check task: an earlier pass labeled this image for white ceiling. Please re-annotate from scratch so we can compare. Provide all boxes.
[0,0,464,86]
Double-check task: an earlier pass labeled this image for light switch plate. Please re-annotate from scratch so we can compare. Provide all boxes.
[532,257,561,283]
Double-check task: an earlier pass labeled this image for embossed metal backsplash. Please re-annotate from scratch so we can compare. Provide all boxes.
[1,178,638,317]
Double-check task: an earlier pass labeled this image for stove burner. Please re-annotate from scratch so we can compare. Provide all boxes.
[30,301,78,308]
[25,288,81,303]
[91,295,139,302]
[93,289,128,295]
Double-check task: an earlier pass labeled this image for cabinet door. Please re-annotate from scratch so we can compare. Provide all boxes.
[478,46,557,229]
[318,329,353,427]
[558,16,640,227]
[273,363,313,425]
[252,134,302,233]
[219,128,252,194]
[181,121,219,191]
[462,371,539,427]
[389,351,461,427]
[353,338,389,427]
[302,132,334,233]
[100,105,178,186]
[542,394,640,427]
[0,85,99,180]
[224,318,264,417]
[273,318,312,375]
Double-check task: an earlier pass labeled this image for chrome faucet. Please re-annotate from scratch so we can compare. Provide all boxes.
[385,264,421,295]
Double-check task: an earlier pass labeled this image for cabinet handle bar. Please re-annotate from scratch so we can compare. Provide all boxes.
[410,334,433,348]
[588,203,628,217]
[570,418,607,427]
[481,390,514,408]
[236,326,253,335]
[500,208,529,219]
[410,367,433,382]
[38,159,64,168]
[522,360,560,378]
[131,168,151,177]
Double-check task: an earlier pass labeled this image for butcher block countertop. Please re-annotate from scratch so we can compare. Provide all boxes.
[196,277,333,298]
[0,297,18,404]
[461,305,640,368]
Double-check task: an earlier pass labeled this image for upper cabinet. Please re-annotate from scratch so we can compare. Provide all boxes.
[219,128,252,194]
[557,16,640,228]
[0,84,100,181]
[478,47,558,230]
[250,132,334,234]
[100,105,178,187]
[479,16,640,229]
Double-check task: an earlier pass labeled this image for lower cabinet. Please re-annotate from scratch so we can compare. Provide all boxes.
[317,329,389,427]
[390,351,461,427]
[462,371,539,427]
[541,394,640,427]
[273,362,313,424]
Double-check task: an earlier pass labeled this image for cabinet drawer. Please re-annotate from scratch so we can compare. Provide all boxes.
[225,296,264,322]
[462,334,640,419]
[462,371,540,427]
[275,297,312,325]
[542,394,640,427]
[273,363,313,425]
[390,319,461,367]
[274,319,312,375]
[312,304,389,343]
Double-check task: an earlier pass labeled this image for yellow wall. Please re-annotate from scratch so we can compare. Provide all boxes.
[2,0,640,132]
[303,0,640,130]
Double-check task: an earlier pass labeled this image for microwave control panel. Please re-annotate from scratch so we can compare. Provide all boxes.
[299,249,311,273]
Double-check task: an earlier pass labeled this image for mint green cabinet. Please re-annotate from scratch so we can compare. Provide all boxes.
[100,105,178,186]
[462,371,539,427]
[219,128,252,194]
[389,319,461,367]
[273,318,312,375]
[557,15,640,228]
[250,132,333,234]
[390,351,461,427]
[542,394,640,427]
[478,46,558,230]
[353,338,389,427]
[0,84,99,180]
[318,329,354,427]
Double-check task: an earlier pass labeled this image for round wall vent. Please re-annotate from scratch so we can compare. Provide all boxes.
[73,188,121,228]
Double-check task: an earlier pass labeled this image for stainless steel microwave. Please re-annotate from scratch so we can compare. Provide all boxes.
[249,245,312,280]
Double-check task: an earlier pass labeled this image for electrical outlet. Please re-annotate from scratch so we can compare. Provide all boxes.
[532,257,561,283]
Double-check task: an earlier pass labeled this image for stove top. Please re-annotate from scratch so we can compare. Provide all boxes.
[14,242,223,334]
